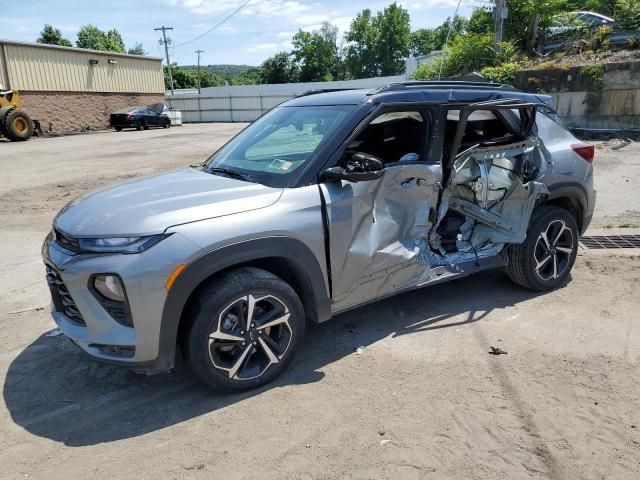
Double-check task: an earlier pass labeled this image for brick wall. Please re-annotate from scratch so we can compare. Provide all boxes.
[19,91,165,134]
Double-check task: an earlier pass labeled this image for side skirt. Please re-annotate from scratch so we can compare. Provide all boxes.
[331,253,506,316]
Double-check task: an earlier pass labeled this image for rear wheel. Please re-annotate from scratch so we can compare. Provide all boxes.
[114,126,123,132]
[184,267,305,391]
[3,109,34,141]
[506,206,579,291]
[136,121,144,131]
[163,120,170,128]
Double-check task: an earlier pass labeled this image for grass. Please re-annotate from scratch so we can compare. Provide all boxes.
[601,223,639,229]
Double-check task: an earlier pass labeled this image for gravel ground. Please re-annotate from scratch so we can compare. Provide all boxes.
[0,125,638,480]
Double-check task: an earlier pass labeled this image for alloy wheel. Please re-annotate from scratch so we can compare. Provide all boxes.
[208,294,293,381]
[533,219,575,281]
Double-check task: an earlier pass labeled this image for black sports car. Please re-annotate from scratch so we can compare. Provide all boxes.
[109,103,171,131]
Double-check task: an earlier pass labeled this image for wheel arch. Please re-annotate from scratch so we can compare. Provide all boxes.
[544,183,588,234]
[156,236,331,371]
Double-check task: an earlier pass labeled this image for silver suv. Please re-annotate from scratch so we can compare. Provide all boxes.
[43,82,596,391]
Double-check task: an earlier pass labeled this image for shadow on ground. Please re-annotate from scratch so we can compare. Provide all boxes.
[4,269,548,446]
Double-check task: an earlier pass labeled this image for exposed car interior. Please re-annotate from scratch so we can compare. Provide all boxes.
[346,110,425,164]
[431,105,544,263]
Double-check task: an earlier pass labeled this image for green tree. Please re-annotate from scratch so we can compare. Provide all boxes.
[103,29,125,53]
[198,69,219,88]
[467,9,494,35]
[127,43,146,55]
[615,0,640,30]
[237,67,262,85]
[503,0,567,50]
[376,2,411,75]
[37,25,73,47]
[345,9,378,78]
[345,2,411,78]
[164,65,198,90]
[410,29,438,56]
[292,22,340,81]
[76,25,106,50]
[432,15,468,49]
[259,52,299,84]
[76,25,125,53]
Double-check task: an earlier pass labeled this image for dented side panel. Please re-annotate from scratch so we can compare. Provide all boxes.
[321,163,441,312]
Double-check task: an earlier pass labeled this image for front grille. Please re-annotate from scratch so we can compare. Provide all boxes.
[53,228,80,253]
[45,266,86,326]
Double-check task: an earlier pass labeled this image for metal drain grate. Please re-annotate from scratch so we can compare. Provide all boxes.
[580,235,640,249]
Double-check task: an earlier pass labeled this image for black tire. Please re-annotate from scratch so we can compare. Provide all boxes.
[114,126,123,132]
[506,206,579,291]
[184,267,305,391]
[3,109,34,141]
[163,120,170,128]
[136,121,143,131]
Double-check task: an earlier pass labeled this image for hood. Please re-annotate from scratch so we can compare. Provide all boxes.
[54,168,283,236]
[147,103,166,114]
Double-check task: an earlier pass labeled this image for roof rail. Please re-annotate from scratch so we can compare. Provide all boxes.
[297,88,354,98]
[370,80,516,94]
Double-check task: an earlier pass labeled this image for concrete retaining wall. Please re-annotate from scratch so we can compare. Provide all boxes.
[514,61,640,130]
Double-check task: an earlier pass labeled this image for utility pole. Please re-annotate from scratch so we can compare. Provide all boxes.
[493,0,507,52]
[195,49,205,93]
[155,26,174,94]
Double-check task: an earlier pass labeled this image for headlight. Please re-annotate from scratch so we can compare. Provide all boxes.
[78,234,171,254]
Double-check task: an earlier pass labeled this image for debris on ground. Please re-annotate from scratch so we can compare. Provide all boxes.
[355,346,365,355]
[45,329,63,337]
[380,439,391,446]
[489,346,508,355]
[603,138,631,151]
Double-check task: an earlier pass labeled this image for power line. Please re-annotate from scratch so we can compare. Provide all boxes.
[173,0,252,48]
[155,25,174,94]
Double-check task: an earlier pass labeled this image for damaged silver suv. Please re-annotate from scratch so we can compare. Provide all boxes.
[43,81,596,390]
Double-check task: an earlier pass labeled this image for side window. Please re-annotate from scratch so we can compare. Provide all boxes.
[442,109,516,160]
[345,110,427,165]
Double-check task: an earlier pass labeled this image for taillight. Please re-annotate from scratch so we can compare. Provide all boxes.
[571,143,595,163]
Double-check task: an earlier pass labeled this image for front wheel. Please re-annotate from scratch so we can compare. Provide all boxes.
[506,206,579,291]
[184,267,305,391]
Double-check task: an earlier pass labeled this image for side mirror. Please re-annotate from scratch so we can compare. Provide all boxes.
[322,152,385,182]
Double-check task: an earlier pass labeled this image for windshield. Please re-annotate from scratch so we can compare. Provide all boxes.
[204,105,355,187]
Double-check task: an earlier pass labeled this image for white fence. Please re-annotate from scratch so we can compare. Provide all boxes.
[165,75,406,123]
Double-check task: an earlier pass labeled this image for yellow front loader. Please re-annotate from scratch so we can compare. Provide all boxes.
[0,90,34,141]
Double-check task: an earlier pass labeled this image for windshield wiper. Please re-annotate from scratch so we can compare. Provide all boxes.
[204,166,255,183]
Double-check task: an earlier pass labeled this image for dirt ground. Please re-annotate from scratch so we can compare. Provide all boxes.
[0,125,639,480]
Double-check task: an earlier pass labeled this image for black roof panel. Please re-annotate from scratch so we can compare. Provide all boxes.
[282,81,551,108]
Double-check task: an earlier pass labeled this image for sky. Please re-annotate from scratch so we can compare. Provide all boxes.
[0,0,477,66]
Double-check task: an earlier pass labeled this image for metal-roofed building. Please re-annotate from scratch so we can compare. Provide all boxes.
[0,40,165,133]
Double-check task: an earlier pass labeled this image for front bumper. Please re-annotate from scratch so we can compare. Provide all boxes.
[42,231,202,371]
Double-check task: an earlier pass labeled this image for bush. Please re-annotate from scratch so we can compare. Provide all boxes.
[615,0,640,31]
[590,25,612,52]
[413,33,496,79]
[496,40,519,64]
[481,62,520,84]
[579,64,606,90]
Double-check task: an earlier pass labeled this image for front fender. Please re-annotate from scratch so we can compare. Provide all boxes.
[155,236,331,371]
